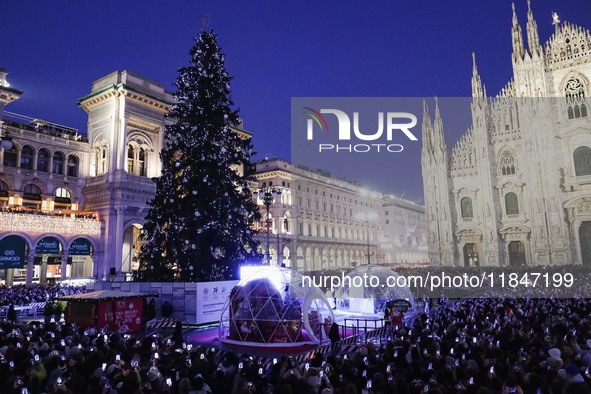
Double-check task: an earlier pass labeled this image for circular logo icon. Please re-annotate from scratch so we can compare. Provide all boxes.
[5,250,15,256]
[129,303,134,309]
[203,287,209,295]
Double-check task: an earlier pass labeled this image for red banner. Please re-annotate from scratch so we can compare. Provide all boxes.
[96,298,144,333]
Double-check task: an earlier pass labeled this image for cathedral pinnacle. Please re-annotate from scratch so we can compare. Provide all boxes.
[471,52,483,98]
[511,3,525,60]
[433,97,446,151]
[526,0,541,55]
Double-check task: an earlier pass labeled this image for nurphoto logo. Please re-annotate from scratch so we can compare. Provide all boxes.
[303,106,418,153]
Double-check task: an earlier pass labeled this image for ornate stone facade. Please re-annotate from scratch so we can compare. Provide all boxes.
[422,2,591,266]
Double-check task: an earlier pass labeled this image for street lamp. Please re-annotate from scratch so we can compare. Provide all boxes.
[355,211,378,265]
[254,186,282,265]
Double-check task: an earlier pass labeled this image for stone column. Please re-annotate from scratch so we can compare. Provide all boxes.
[40,255,47,284]
[26,249,35,286]
[60,251,69,280]
[112,205,127,280]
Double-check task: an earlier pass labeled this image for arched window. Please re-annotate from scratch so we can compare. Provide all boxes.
[2,145,17,167]
[52,152,65,174]
[461,197,473,218]
[138,148,146,176]
[499,150,517,175]
[574,146,591,176]
[565,77,588,119]
[20,145,34,169]
[54,187,72,209]
[505,192,519,215]
[283,212,290,234]
[23,184,42,208]
[67,155,78,177]
[24,184,42,195]
[127,145,135,174]
[55,188,71,199]
[98,145,108,175]
[37,149,49,172]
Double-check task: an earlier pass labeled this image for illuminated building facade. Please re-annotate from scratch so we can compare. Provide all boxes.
[252,158,428,271]
[422,4,591,266]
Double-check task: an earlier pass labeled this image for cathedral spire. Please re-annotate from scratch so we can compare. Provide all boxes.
[471,52,483,98]
[433,97,446,151]
[422,99,432,151]
[526,0,541,55]
[511,3,525,60]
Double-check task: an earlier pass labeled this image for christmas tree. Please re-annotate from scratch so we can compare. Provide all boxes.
[137,28,261,282]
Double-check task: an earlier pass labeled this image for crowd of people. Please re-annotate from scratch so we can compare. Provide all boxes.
[0,285,590,393]
[0,284,85,307]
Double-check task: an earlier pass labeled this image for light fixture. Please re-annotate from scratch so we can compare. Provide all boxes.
[253,185,282,265]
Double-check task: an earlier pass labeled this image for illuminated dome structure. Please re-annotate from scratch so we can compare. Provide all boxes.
[334,264,416,314]
[218,266,334,346]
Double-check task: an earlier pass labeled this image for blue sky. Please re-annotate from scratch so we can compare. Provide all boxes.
[2,1,590,201]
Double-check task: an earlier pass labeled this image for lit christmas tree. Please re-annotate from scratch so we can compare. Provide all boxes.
[138,28,261,282]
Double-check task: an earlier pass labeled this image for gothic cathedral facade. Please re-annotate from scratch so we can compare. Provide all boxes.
[422,2,591,267]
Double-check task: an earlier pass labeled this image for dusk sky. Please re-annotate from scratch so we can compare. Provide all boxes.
[3,1,591,202]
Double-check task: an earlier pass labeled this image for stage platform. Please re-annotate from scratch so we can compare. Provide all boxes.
[183,309,415,359]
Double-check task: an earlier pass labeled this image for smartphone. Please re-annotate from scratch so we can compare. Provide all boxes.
[387,365,391,373]
[490,366,495,374]
[238,362,243,370]
[388,375,393,382]
[34,354,40,362]
[187,344,193,351]
[305,363,309,371]
[257,367,263,375]
[21,389,29,394]
[200,353,205,360]
[367,380,372,389]
[61,339,65,346]
[428,363,433,370]
[362,370,367,377]
[319,370,324,377]
[166,378,172,386]
[154,352,160,360]
[9,361,14,368]
[273,358,278,365]
[57,377,62,386]
[343,354,347,360]
[469,377,474,385]
[473,337,477,344]
[102,362,107,371]
[364,357,368,365]
[116,354,121,361]
[509,387,517,393]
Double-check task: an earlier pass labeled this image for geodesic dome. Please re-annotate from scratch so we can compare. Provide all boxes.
[218,266,334,346]
[334,264,416,314]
